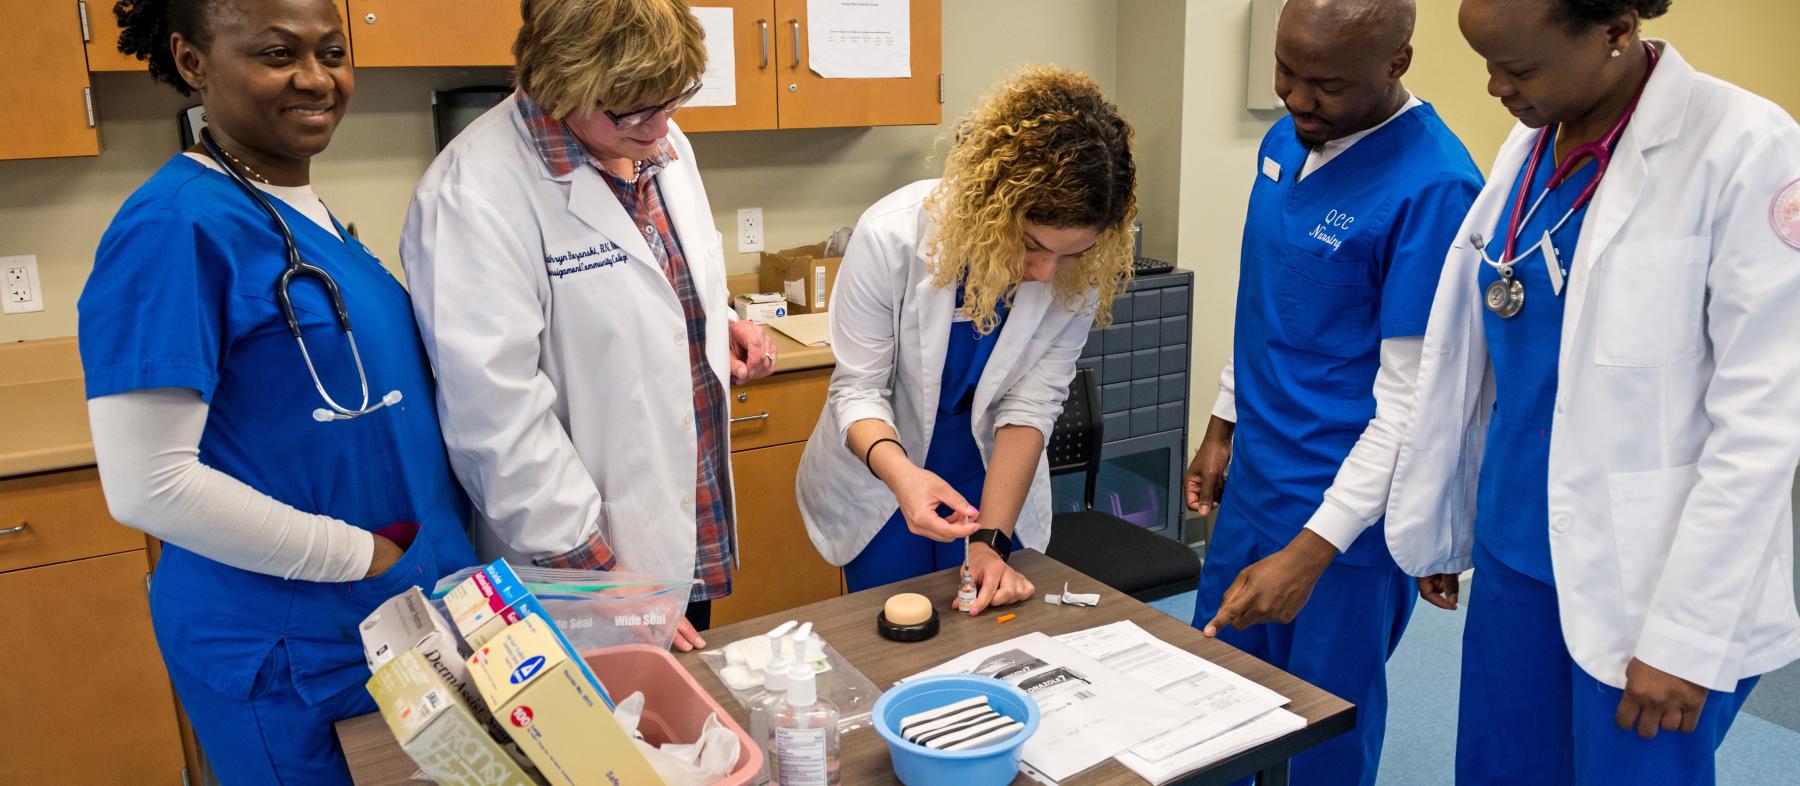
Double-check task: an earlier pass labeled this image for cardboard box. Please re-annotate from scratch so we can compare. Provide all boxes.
[468,616,664,786]
[441,560,615,708]
[758,242,842,314]
[360,587,506,741]
[367,650,541,786]
[733,292,789,323]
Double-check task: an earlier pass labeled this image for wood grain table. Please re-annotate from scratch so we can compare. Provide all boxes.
[338,550,1354,785]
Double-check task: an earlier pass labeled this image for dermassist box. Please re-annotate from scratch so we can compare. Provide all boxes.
[367,649,540,786]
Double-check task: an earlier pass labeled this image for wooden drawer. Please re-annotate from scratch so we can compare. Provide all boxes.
[728,368,830,452]
[0,467,146,574]
[0,550,187,784]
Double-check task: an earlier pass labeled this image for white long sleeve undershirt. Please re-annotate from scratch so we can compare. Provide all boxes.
[89,388,375,582]
[1208,336,1425,552]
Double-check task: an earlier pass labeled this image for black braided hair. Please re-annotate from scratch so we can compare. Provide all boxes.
[113,0,228,95]
[1554,0,1672,33]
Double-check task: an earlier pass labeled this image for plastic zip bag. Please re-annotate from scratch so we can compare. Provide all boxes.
[431,565,696,653]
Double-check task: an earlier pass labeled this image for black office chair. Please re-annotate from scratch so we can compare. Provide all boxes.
[1043,367,1202,601]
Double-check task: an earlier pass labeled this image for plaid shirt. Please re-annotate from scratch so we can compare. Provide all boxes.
[518,93,734,602]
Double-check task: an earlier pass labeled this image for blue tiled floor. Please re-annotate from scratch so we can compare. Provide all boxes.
[1145,576,1800,784]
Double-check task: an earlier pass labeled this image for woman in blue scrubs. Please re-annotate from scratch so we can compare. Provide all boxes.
[1388,1,1800,783]
[796,67,1137,615]
[80,1,476,782]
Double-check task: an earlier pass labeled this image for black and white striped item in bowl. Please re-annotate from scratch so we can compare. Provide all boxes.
[897,695,1027,751]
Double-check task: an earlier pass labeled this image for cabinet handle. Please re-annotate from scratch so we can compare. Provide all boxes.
[757,19,769,69]
[730,412,771,425]
[789,19,801,69]
[0,522,27,537]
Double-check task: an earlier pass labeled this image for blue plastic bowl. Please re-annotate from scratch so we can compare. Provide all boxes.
[872,675,1041,786]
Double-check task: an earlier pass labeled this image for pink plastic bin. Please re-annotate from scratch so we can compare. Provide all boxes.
[584,644,764,786]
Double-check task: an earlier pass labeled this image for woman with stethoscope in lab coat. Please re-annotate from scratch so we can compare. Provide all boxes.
[400,0,776,652]
[797,66,1137,614]
[1387,0,1800,782]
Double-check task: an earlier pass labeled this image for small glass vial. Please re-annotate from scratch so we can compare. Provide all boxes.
[769,639,839,786]
[956,562,978,613]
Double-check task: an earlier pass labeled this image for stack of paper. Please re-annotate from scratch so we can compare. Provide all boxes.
[768,312,831,347]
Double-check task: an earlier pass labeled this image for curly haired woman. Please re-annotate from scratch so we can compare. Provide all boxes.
[796,66,1136,613]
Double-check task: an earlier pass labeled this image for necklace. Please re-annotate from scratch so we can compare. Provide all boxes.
[216,144,272,185]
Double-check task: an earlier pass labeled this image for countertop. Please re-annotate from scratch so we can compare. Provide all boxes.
[0,338,95,477]
[0,326,832,478]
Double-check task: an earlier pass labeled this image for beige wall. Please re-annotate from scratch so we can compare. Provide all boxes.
[0,0,1122,344]
[1179,0,1800,440]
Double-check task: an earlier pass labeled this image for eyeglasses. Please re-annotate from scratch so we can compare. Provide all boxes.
[600,82,703,131]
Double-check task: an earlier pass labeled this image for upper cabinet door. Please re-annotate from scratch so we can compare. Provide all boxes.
[0,1,98,159]
[82,0,145,72]
[771,0,941,130]
[677,0,778,133]
[346,0,518,67]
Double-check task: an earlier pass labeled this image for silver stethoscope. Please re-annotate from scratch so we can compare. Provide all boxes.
[200,128,402,422]
[1473,42,1659,318]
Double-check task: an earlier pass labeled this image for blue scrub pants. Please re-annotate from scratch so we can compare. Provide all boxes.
[844,512,968,593]
[1194,519,1416,786]
[1458,543,1758,786]
[167,642,376,786]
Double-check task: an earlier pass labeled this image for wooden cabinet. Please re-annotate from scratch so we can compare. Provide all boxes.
[0,0,98,159]
[0,469,188,784]
[769,0,941,129]
[81,0,145,72]
[344,0,514,67]
[678,0,780,133]
[712,368,843,626]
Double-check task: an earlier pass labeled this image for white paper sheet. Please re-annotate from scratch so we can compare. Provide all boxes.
[907,632,1204,782]
[1119,709,1307,785]
[768,313,831,347]
[689,7,737,108]
[805,0,911,79]
[1054,621,1288,763]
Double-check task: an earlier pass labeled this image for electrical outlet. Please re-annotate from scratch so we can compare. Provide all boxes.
[737,207,764,253]
[2,255,44,315]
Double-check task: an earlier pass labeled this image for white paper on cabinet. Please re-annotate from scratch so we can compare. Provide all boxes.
[805,0,911,79]
[690,6,737,108]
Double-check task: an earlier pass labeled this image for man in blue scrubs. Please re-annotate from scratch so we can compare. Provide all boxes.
[1182,1,1481,784]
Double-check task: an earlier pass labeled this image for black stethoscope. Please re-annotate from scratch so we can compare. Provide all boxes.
[199,128,401,422]
[1474,41,1660,318]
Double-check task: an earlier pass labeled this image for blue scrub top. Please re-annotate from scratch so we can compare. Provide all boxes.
[79,156,477,704]
[1474,133,1598,584]
[884,286,1010,530]
[1223,105,1483,566]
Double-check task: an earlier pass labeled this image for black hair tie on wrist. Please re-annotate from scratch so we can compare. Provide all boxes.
[864,437,907,480]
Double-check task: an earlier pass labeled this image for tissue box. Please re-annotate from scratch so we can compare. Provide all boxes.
[441,559,614,708]
[733,292,788,323]
[359,587,506,740]
[758,242,841,314]
[367,650,540,786]
[469,616,664,786]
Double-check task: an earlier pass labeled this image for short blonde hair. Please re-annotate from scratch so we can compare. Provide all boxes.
[514,0,707,120]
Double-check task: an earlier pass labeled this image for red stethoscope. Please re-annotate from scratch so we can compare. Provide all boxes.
[1477,41,1660,318]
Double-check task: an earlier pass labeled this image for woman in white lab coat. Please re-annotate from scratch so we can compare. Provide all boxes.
[1389,1,1800,782]
[400,0,776,650]
[797,66,1137,614]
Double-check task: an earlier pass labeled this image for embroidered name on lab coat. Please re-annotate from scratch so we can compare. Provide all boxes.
[544,241,628,279]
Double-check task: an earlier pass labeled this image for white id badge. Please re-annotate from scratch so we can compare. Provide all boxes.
[1541,231,1566,296]
[1262,156,1282,183]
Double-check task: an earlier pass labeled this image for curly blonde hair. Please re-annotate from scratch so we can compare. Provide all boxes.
[513,0,706,120]
[926,66,1138,335]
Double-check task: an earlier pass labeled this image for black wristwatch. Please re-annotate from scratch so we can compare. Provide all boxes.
[969,528,1013,562]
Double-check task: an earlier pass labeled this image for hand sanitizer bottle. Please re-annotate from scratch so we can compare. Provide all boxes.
[770,624,838,785]
[749,620,797,782]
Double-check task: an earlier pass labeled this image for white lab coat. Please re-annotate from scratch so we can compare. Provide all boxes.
[1387,43,1800,691]
[796,180,1096,566]
[401,95,734,583]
